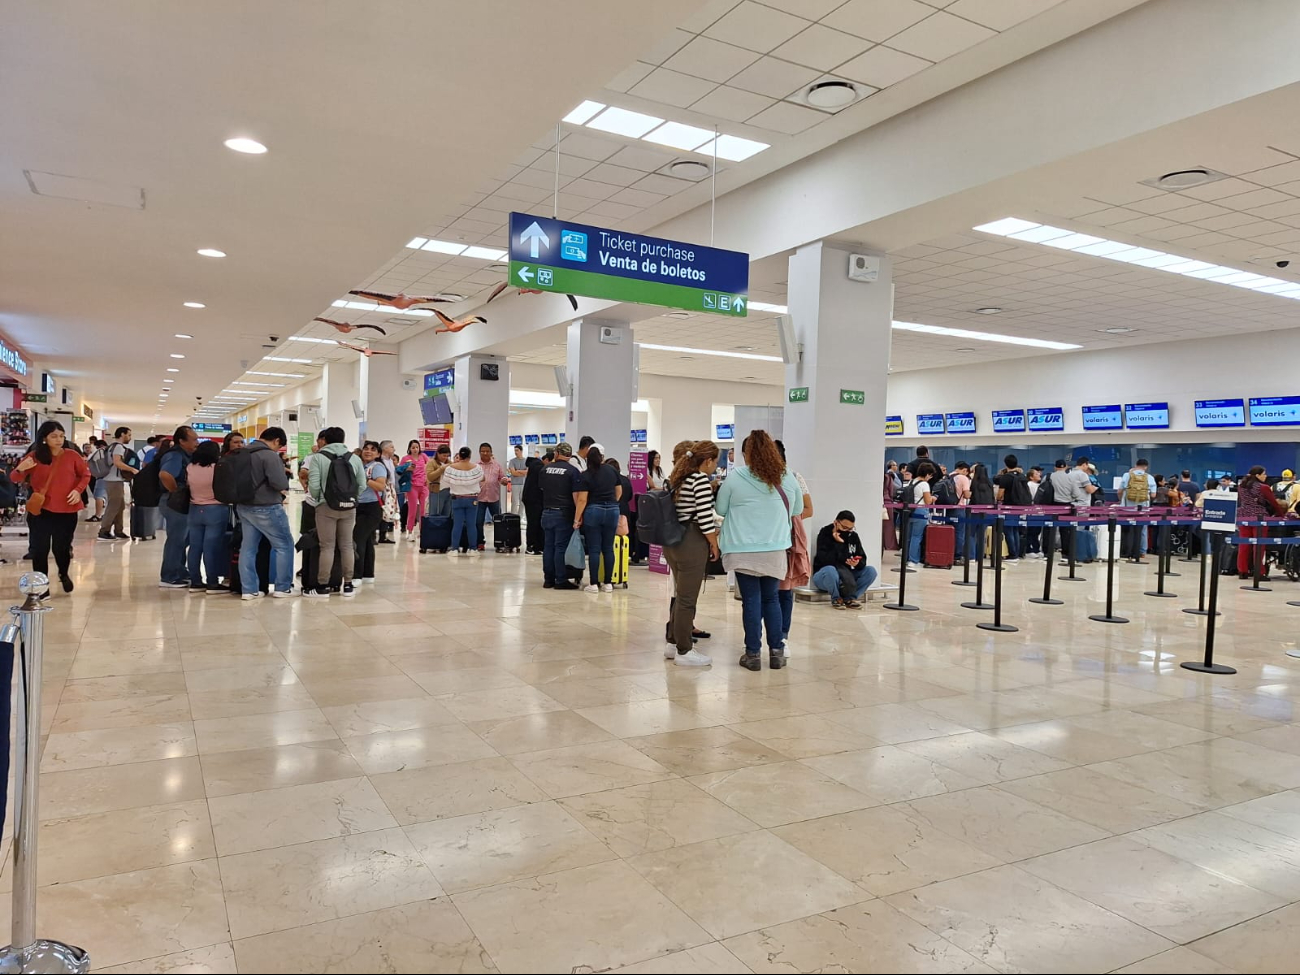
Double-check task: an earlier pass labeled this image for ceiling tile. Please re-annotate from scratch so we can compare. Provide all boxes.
[633,173,696,195]
[689,85,774,122]
[759,0,846,18]
[747,100,824,134]
[585,200,643,220]
[512,168,566,191]
[679,0,743,33]
[1244,159,1300,187]
[490,183,551,205]
[583,163,645,187]
[605,61,655,93]
[945,0,1063,31]
[836,44,932,87]
[727,55,821,98]
[630,67,718,108]
[558,133,622,161]
[704,1,811,52]
[888,10,995,59]
[611,187,669,208]
[772,23,872,70]
[605,144,679,171]
[562,178,621,201]
[823,0,933,41]
[1215,186,1292,210]
[663,36,762,83]
[1247,198,1300,220]
[642,29,696,65]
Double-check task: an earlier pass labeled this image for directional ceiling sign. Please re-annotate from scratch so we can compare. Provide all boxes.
[508,212,748,317]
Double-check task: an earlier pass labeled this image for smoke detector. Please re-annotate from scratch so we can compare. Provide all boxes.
[804,81,858,110]
[1140,167,1228,190]
[668,160,710,180]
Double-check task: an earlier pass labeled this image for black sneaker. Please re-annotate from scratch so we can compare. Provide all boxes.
[96,533,115,541]
[342,582,355,597]
[738,653,762,672]
[60,573,73,594]
[302,586,330,599]
[554,582,579,591]
[544,581,555,589]
[113,531,129,540]
[188,583,206,595]
[206,584,231,595]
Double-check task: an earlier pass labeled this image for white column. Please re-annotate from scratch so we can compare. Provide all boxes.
[566,318,633,467]
[364,343,424,447]
[453,354,510,455]
[783,241,892,557]
[321,359,361,445]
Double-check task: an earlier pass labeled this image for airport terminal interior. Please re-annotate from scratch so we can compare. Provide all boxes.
[6,1,1300,972]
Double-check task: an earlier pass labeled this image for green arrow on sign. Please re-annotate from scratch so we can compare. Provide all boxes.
[839,389,866,406]
[788,387,809,403]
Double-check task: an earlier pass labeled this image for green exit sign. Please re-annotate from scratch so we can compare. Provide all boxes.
[839,389,865,406]
[22,394,46,404]
[788,386,809,403]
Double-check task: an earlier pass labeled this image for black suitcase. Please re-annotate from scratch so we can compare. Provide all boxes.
[420,514,452,554]
[229,527,271,594]
[130,504,159,540]
[493,513,522,553]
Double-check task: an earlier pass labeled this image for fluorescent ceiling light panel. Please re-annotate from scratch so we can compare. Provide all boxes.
[975,217,1300,302]
[563,100,606,125]
[461,246,507,261]
[748,301,788,313]
[285,336,338,345]
[890,320,1080,351]
[231,381,285,387]
[248,371,304,378]
[587,106,663,138]
[421,239,467,256]
[700,134,769,162]
[332,299,433,317]
[265,356,313,363]
[643,121,715,151]
[640,342,783,362]
[405,237,428,249]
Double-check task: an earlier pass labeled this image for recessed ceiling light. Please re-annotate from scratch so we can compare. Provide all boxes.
[563,100,606,125]
[748,301,788,313]
[666,312,691,319]
[805,80,857,109]
[954,348,976,353]
[170,353,185,359]
[284,336,338,345]
[182,302,205,309]
[974,307,1002,315]
[224,137,267,155]
[421,239,467,256]
[891,321,1080,351]
[668,160,710,180]
[462,246,507,261]
[640,343,783,362]
[1102,326,1136,333]
[698,134,769,162]
[248,371,304,378]
[265,356,313,363]
[196,248,226,258]
[643,121,715,151]
[166,368,179,372]
[587,107,663,139]
[174,333,193,339]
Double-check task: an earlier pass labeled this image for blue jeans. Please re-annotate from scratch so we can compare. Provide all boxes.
[159,499,189,584]
[812,563,878,602]
[906,511,929,564]
[778,588,794,640]
[541,509,574,586]
[237,504,295,594]
[736,573,784,655]
[451,496,478,552]
[475,498,501,546]
[1002,520,1022,559]
[582,503,619,584]
[187,504,229,586]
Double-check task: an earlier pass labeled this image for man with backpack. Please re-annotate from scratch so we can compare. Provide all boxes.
[221,427,294,599]
[302,427,365,598]
[1120,458,1157,563]
[91,426,137,541]
[157,426,199,588]
[994,454,1033,564]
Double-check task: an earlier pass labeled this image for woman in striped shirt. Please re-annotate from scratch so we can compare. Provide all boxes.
[662,440,720,667]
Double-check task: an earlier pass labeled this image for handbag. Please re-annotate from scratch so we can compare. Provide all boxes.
[25,449,70,516]
[167,484,191,514]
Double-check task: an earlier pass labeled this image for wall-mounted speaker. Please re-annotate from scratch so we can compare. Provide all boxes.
[553,365,572,399]
[776,315,801,365]
[351,399,364,419]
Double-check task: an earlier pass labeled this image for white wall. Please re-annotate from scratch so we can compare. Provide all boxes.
[886,329,1300,447]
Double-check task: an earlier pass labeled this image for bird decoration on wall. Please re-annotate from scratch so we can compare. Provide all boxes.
[433,310,487,334]
[338,342,398,358]
[484,282,579,311]
[347,290,457,310]
[313,317,387,336]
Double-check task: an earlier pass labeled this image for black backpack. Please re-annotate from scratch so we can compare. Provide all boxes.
[213,449,260,506]
[933,475,959,507]
[130,447,169,507]
[635,488,685,547]
[893,483,911,505]
[1036,475,1056,506]
[1006,472,1034,506]
[323,452,358,510]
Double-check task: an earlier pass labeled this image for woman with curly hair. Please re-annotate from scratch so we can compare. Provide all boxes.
[662,440,720,667]
[715,429,803,671]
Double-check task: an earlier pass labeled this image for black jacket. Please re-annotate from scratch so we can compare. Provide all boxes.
[521,457,543,506]
[814,524,865,573]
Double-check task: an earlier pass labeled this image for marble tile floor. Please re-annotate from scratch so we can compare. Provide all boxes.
[3,524,1300,972]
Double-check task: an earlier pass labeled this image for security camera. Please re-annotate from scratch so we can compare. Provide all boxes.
[1277,260,1290,268]
[268,334,280,343]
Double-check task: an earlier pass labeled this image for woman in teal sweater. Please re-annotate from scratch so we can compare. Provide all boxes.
[716,429,803,671]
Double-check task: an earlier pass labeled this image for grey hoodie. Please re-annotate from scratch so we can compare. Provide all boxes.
[244,440,290,505]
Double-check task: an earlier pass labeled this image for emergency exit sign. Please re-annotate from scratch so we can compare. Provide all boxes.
[788,387,809,403]
[839,389,865,405]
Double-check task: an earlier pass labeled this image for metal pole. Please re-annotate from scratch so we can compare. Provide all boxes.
[978,515,1017,632]
[1160,521,1180,576]
[1242,526,1272,592]
[1145,518,1177,598]
[1089,515,1129,623]
[952,508,975,587]
[961,513,993,610]
[1059,509,1086,581]
[1,573,90,974]
[1182,535,1236,674]
[1030,519,1063,605]
[553,123,561,218]
[885,509,918,612]
[1184,543,1219,616]
[710,125,718,246]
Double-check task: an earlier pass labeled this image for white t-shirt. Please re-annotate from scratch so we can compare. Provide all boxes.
[105,442,129,482]
[913,479,931,506]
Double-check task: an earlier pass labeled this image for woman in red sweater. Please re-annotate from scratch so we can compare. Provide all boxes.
[1236,465,1287,578]
[11,421,91,596]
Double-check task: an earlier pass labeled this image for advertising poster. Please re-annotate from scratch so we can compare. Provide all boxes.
[648,543,670,575]
[418,426,452,453]
[295,431,315,460]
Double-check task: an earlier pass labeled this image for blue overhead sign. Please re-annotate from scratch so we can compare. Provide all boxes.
[1124,402,1169,430]
[1249,395,1300,426]
[1195,398,1246,428]
[917,413,945,436]
[885,415,904,436]
[945,411,977,434]
[424,367,455,391]
[508,212,749,316]
[1082,404,1123,431]
[1028,407,1064,432]
[992,409,1026,433]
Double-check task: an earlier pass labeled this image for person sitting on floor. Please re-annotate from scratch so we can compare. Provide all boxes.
[811,510,878,609]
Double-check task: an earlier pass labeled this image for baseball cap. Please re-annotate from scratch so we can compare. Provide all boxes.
[592,442,605,453]
[1284,469,1294,479]
[555,442,573,457]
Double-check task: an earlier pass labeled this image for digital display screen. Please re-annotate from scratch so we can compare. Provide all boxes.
[525,434,540,444]
[419,395,453,425]
[541,433,558,445]
[509,435,523,446]
[715,424,735,441]
[992,409,1026,433]
[884,415,904,436]
[916,413,945,436]
[1027,407,1064,432]
[1248,395,1300,426]
[630,429,647,443]
[1082,404,1123,431]
[1124,402,1170,430]
[945,412,977,434]
[1194,398,1245,428]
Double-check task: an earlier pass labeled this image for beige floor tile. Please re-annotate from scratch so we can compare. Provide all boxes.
[341,723,497,774]
[98,942,238,973]
[406,800,616,893]
[887,864,1174,973]
[509,739,674,798]
[609,942,752,973]
[231,898,494,973]
[219,828,442,940]
[559,778,758,856]
[1020,836,1284,943]
[409,665,529,694]
[823,702,972,744]
[1093,738,1300,809]
[627,831,866,940]
[1217,788,1300,837]
[182,663,299,693]
[1138,811,1300,900]
[180,645,288,672]
[1112,946,1240,973]
[1001,766,1203,832]
[688,760,875,827]
[803,745,983,803]
[724,900,995,973]
[1188,902,1300,972]
[371,756,547,824]
[295,673,428,708]
[1233,721,1300,756]
[199,740,363,797]
[468,708,614,755]
[39,756,206,820]
[625,725,789,775]
[897,785,1109,861]
[40,721,196,771]
[675,689,809,724]
[60,672,188,702]
[208,776,396,856]
[67,645,182,679]
[51,693,192,733]
[774,804,1003,896]
[576,699,718,737]
[436,684,567,722]
[192,708,336,754]
[319,696,460,737]
[898,730,1072,784]
[1135,696,1293,736]
[540,675,668,709]
[186,682,319,721]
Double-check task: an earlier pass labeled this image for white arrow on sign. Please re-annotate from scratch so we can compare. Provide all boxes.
[517,265,534,284]
[519,221,550,260]
[733,296,746,312]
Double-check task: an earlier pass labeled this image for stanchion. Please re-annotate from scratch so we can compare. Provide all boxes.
[1144,518,1177,598]
[960,512,993,611]
[1241,527,1272,592]
[0,573,91,973]
[952,508,976,587]
[892,503,915,575]
[1160,522,1181,576]
[1181,536,1236,675]
[977,515,1018,632]
[885,508,919,612]
[1183,544,1220,617]
[1059,511,1087,582]
[1030,518,1063,605]
[1089,514,1129,624]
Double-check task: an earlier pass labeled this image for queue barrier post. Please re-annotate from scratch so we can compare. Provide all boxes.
[977,514,1017,633]
[960,511,993,611]
[1144,517,1177,599]
[953,507,977,588]
[1030,516,1064,605]
[886,504,919,612]
[1059,509,1087,582]
[1161,520,1181,576]
[1241,523,1272,592]
[1181,534,1236,675]
[1183,542,1220,617]
[1089,513,1130,624]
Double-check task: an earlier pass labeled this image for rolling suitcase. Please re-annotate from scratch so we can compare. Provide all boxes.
[130,504,159,540]
[493,512,522,553]
[420,514,453,554]
[922,522,955,568]
[599,535,631,587]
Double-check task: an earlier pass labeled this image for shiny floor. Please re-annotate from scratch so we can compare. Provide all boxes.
[4,518,1300,973]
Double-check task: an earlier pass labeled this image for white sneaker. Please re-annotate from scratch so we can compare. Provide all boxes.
[782,642,793,658]
[362,577,376,585]
[602,583,614,593]
[1003,558,1020,565]
[158,581,188,589]
[467,550,480,558]
[271,588,294,598]
[664,645,678,660]
[675,649,712,667]
[240,592,263,601]
[583,584,600,593]
[447,551,461,558]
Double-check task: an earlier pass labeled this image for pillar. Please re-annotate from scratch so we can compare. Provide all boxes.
[566,318,634,466]
[321,359,362,445]
[783,241,892,558]
[365,343,425,448]
[453,354,510,455]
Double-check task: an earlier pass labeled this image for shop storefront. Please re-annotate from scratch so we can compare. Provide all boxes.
[0,330,36,454]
